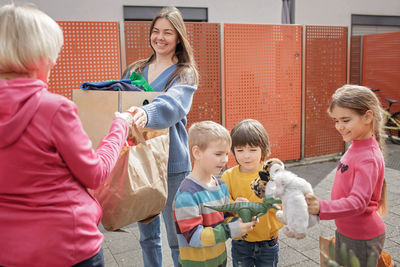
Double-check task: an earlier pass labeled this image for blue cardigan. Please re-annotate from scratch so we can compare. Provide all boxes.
[124,64,197,173]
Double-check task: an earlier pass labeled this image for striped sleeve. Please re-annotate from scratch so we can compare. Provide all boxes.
[173,178,236,248]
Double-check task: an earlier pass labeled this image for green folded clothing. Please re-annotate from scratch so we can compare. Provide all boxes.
[129,72,154,92]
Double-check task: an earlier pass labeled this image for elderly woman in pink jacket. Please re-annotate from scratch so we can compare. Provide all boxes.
[0,4,134,267]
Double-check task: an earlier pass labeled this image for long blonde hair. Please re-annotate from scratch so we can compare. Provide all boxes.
[328,84,387,215]
[0,4,63,75]
[124,6,198,90]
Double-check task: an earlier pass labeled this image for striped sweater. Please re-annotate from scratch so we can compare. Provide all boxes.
[173,175,241,267]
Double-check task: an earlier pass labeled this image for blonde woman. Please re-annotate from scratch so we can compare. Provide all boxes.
[123,6,199,267]
[0,4,134,267]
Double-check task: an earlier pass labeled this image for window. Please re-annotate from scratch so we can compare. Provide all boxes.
[123,6,208,22]
[351,14,400,35]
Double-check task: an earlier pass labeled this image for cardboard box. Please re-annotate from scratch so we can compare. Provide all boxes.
[71,90,160,148]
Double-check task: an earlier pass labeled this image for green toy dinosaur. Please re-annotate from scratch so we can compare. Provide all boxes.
[205,194,282,222]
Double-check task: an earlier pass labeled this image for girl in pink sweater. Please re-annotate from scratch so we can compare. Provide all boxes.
[0,4,134,267]
[306,85,387,267]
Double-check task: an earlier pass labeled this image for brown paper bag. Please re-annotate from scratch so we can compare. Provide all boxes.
[93,126,169,231]
[319,236,334,267]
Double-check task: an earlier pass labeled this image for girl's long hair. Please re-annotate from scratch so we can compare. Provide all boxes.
[328,84,387,216]
[123,6,198,90]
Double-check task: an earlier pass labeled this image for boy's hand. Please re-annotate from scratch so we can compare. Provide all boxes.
[239,216,258,236]
[305,193,320,215]
[235,197,248,202]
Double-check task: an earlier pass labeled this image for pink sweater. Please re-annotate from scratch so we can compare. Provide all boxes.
[0,78,128,266]
[319,137,385,240]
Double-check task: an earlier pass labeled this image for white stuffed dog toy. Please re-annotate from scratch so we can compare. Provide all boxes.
[266,167,319,239]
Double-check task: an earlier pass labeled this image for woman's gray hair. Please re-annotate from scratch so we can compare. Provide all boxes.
[0,4,63,74]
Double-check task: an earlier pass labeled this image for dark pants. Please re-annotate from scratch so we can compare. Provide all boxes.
[73,248,104,267]
[0,249,104,267]
[231,239,279,267]
[335,230,385,267]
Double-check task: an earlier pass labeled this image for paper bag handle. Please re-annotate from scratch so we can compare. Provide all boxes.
[131,125,147,145]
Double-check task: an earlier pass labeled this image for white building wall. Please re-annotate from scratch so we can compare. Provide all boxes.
[1,0,399,26]
[296,0,400,26]
[0,0,281,23]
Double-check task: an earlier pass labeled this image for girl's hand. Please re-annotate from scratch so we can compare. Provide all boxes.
[239,217,258,236]
[127,106,148,129]
[305,193,320,215]
[235,197,248,202]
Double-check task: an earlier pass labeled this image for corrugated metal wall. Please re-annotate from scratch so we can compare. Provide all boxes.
[362,31,400,108]
[350,36,361,85]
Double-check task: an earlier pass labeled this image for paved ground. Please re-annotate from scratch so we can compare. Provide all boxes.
[100,142,400,266]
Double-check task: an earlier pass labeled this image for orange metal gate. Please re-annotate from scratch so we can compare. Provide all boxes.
[362,31,400,108]
[49,22,121,98]
[47,21,350,162]
[304,26,347,158]
[124,21,221,127]
[224,24,302,166]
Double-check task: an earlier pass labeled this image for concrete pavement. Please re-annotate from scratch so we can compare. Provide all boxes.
[100,143,400,266]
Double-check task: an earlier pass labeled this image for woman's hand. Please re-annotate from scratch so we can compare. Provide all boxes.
[127,106,148,129]
[305,193,320,215]
[239,216,258,236]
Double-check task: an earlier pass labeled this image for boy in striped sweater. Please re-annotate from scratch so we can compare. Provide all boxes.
[173,121,258,267]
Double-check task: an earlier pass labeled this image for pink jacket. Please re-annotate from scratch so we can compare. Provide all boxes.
[0,78,129,266]
[319,137,385,240]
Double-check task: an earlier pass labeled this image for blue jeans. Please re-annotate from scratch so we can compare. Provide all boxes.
[138,172,187,267]
[73,248,104,267]
[231,239,279,267]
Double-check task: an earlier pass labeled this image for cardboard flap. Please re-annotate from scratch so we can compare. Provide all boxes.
[71,90,160,149]
[72,90,118,149]
[120,91,160,111]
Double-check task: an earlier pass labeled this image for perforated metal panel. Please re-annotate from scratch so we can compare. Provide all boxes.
[224,24,302,167]
[362,31,400,108]
[304,26,347,158]
[124,21,153,67]
[49,22,121,99]
[124,21,221,126]
[186,23,221,125]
